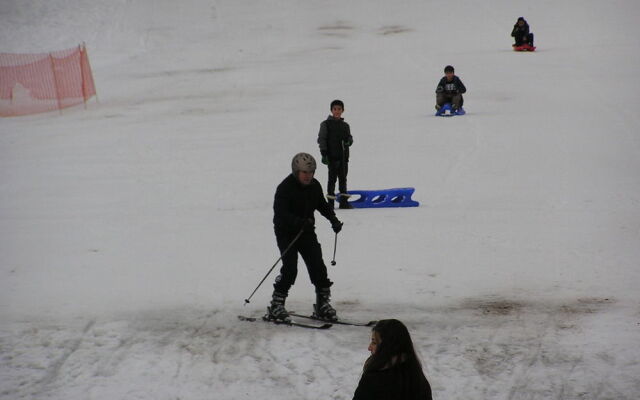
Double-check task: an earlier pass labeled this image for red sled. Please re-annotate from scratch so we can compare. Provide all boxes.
[513,44,536,52]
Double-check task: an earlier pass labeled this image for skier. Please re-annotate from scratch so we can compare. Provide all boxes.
[511,17,535,49]
[353,319,433,400]
[318,99,354,209]
[267,152,344,322]
[435,65,466,114]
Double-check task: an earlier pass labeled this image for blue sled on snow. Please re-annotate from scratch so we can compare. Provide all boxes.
[335,188,419,208]
[435,103,465,117]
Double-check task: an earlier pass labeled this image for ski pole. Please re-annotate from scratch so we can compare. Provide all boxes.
[243,228,304,305]
[330,231,338,266]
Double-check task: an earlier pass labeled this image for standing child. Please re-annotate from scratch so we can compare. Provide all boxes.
[267,153,344,322]
[435,65,467,114]
[317,99,354,209]
[511,17,535,50]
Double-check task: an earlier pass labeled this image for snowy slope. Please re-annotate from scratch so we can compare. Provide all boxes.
[1,0,640,399]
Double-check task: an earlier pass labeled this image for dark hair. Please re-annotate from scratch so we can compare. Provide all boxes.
[444,65,454,73]
[330,99,344,109]
[364,319,429,399]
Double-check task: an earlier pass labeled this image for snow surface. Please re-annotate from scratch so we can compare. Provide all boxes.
[1,0,640,399]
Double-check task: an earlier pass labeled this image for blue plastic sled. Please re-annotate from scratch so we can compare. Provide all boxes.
[337,188,419,208]
[435,103,465,117]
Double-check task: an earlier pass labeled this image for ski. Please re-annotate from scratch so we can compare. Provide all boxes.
[237,315,333,330]
[289,312,377,327]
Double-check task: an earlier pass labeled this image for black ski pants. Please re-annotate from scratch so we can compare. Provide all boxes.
[327,159,348,205]
[437,92,464,110]
[273,230,332,295]
[514,33,534,46]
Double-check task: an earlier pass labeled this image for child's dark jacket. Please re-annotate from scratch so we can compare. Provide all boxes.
[318,116,353,162]
[511,21,530,38]
[435,76,466,95]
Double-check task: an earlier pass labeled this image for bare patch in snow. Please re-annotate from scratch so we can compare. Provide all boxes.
[318,22,355,38]
[378,25,413,35]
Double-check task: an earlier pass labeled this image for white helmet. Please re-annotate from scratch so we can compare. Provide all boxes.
[291,152,317,174]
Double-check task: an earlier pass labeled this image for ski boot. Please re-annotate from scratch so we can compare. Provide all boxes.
[266,291,290,322]
[313,287,338,321]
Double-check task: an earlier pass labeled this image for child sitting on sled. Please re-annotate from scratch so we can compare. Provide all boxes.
[435,65,466,114]
[511,17,535,50]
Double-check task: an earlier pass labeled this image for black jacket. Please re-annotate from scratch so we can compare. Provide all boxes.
[318,116,353,162]
[435,76,466,95]
[511,21,530,38]
[273,174,337,234]
[353,367,432,400]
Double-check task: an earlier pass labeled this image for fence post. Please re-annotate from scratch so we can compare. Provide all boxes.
[81,42,98,104]
[79,45,87,109]
[49,53,63,114]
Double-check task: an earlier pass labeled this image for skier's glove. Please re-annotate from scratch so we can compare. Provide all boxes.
[322,155,329,165]
[331,220,343,234]
[436,86,444,93]
[344,138,353,147]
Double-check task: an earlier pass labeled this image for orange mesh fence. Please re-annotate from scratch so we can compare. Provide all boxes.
[0,44,96,117]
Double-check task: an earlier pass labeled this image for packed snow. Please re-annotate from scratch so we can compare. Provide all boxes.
[1,0,639,399]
